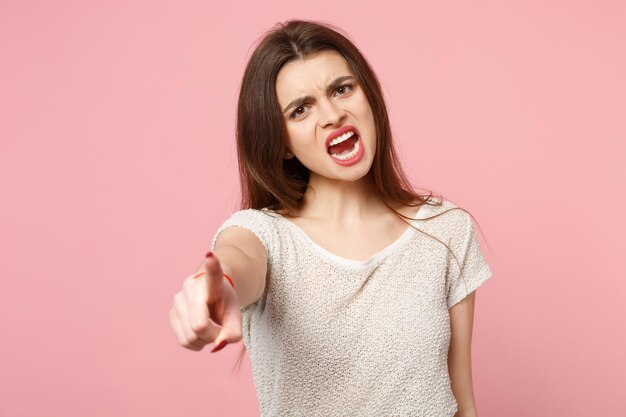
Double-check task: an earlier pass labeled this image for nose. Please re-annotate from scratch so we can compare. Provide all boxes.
[318,98,346,128]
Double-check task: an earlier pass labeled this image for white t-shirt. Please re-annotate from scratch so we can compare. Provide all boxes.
[211,198,493,417]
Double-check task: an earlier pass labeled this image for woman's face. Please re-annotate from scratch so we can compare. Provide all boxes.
[275,50,376,182]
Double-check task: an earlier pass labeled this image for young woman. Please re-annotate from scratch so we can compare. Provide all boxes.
[169,19,493,417]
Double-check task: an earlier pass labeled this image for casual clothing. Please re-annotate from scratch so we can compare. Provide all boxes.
[211,198,493,416]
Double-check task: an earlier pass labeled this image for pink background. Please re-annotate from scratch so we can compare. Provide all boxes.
[1,1,625,416]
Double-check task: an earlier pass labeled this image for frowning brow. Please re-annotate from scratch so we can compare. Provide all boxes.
[282,75,355,114]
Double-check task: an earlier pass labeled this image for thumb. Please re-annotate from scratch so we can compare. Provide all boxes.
[213,292,243,347]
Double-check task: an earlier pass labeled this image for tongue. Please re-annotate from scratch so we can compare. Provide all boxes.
[329,136,357,155]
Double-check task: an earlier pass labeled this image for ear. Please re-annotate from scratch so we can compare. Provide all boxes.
[284,149,294,160]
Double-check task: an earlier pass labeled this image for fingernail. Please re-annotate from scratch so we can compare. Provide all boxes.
[205,251,213,258]
[211,340,227,353]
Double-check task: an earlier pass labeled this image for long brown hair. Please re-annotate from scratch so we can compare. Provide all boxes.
[229,19,477,374]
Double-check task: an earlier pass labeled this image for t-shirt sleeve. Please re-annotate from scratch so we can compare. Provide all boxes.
[210,209,276,260]
[445,208,493,309]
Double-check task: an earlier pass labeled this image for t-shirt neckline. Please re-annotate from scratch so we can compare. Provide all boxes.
[270,204,432,268]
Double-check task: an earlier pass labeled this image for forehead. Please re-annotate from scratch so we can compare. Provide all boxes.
[275,50,354,101]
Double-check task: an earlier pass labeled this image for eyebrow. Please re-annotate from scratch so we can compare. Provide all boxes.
[282,75,355,114]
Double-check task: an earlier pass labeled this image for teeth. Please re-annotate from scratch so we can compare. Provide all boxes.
[328,130,355,147]
[331,138,360,160]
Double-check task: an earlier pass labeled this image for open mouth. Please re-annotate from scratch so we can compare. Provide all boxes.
[327,130,360,161]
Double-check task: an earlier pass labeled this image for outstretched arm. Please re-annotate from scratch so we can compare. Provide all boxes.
[448,291,479,417]
[195,226,268,309]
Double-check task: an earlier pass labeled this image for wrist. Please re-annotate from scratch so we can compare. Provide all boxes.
[223,273,235,288]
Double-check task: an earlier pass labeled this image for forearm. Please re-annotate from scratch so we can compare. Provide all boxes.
[454,410,478,417]
[448,346,478,416]
[195,244,266,308]
[448,292,479,416]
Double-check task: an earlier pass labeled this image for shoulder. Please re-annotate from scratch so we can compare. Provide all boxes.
[418,197,477,243]
[211,207,282,254]
[424,197,471,223]
[224,208,280,223]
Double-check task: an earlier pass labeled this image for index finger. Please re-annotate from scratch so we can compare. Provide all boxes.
[204,253,226,303]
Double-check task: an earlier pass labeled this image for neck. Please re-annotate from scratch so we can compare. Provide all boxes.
[297,172,389,226]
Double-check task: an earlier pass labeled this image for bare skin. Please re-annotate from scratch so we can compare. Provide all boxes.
[273,50,417,261]
[169,49,480,415]
[279,192,422,263]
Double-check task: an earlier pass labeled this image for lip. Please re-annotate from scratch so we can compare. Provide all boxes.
[324,125,360,151]
[329,135,364,166]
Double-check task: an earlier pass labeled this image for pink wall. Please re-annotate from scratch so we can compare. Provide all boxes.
[1,1,624,416]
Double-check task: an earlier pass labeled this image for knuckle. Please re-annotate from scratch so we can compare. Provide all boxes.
[183,277,196,289]
[190,320,208,334]
[182,340,201,350]
[174,292,186,310]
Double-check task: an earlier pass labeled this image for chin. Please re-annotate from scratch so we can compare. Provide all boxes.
[334,165,372,182]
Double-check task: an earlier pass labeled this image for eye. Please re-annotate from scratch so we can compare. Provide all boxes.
[289,105,308,119]
[335,83,353,96]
